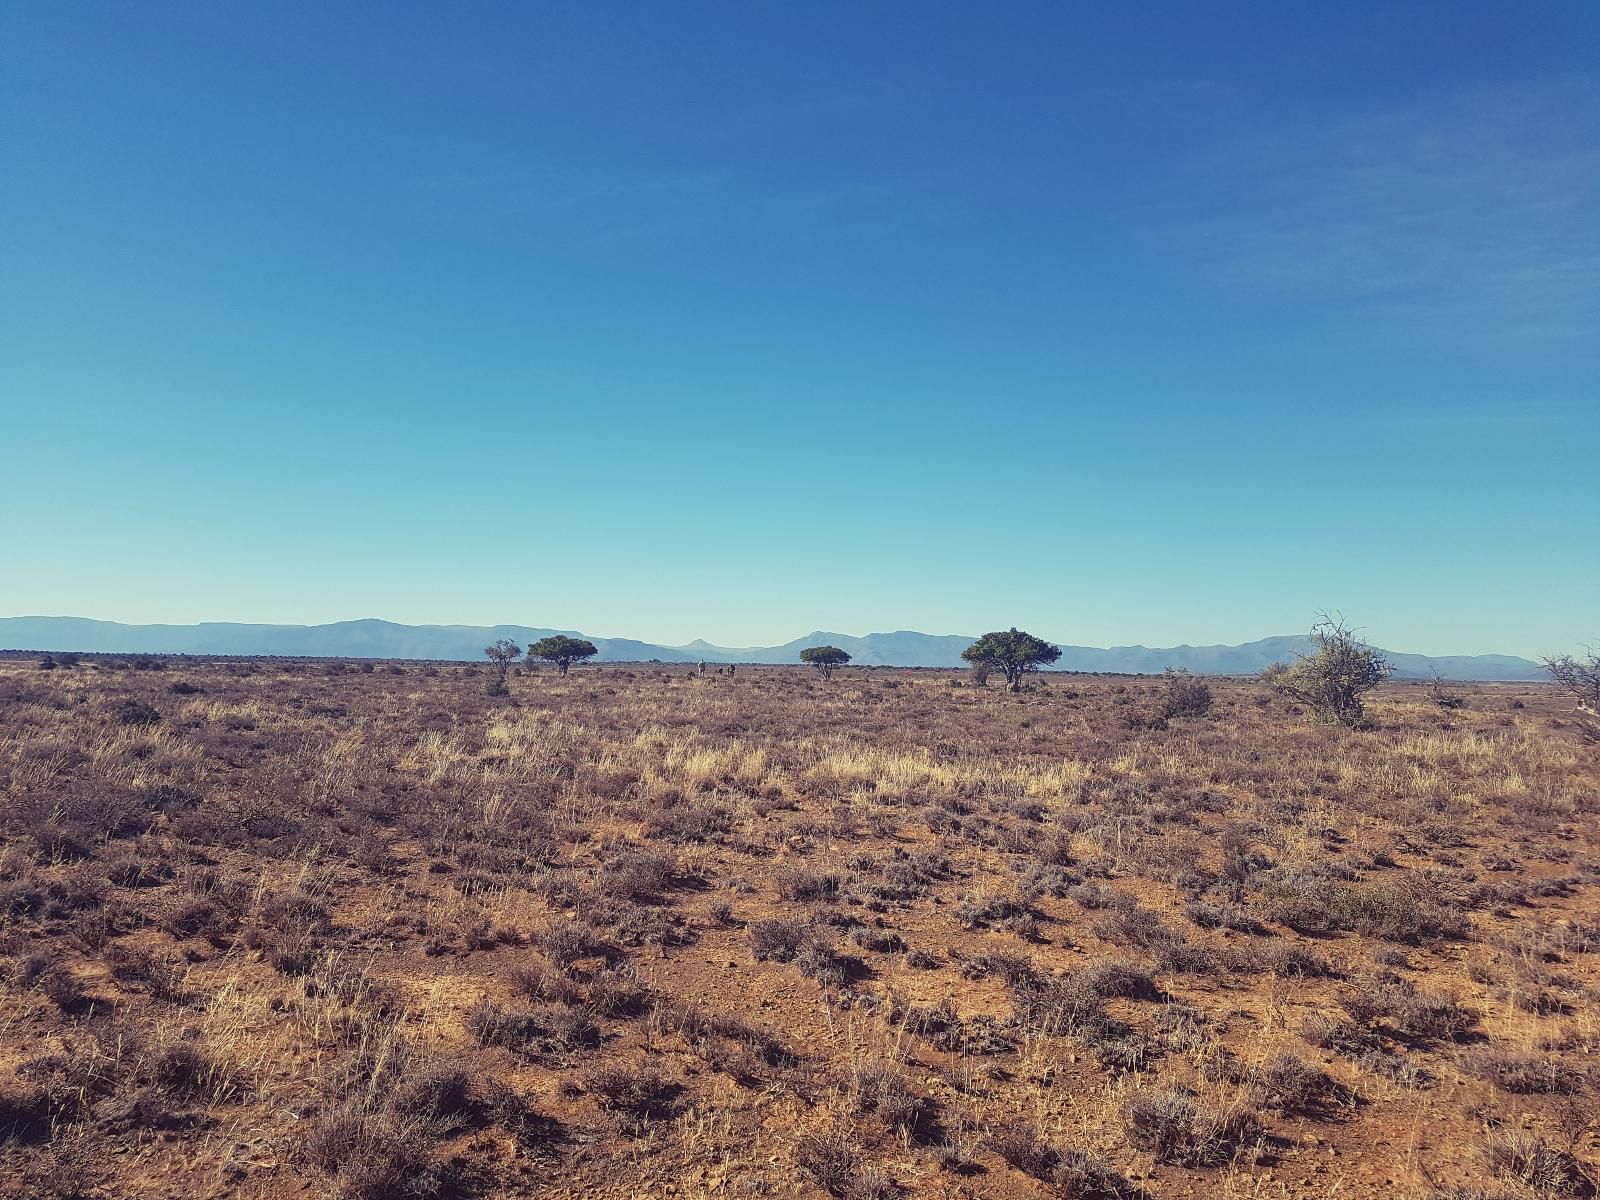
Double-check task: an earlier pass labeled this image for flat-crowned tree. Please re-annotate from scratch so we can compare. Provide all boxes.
[800,645,851,677]
[1542,647,1599,741]
[484,639,522,695]
[528,635,599,676]
[962,628,1061,693]
[1262,615,1391,727]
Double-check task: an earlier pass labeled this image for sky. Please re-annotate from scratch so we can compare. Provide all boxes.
[2,2,1596,657]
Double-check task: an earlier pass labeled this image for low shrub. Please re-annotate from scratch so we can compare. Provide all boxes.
[305,1103,442,1200]
[1481,1129,1590,1197]
[583,1064,678,1132]
[990,1121,1135,1197]
[1339,975,1478,1042]
[1160,668,1213,719]
[794,1127,892,1199]
[1467,1052,1587,1095]
[1123,1085,1263,1167]
[116,699,162,726]
[1250,1053,1342,1116]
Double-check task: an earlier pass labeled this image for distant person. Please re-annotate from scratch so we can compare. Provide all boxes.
[698,660,706,677]
[728,662,736,677]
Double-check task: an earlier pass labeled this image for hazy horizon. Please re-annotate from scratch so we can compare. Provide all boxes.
[4,3,1595,661]
[0,610,1568,661]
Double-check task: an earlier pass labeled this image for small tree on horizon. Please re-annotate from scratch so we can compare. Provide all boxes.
[800,645,851,677]
[962,628,1061,693]
[484,639,522,695]
[528,635,599,676]
[1262,614,1391,727]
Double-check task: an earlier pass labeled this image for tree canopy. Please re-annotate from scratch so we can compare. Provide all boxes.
[528,635,599,675]
[799,645,851,676]
[484,639,522,664]
[961,628,1061,692]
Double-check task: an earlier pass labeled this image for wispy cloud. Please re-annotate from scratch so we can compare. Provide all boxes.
[1171,80,1600,341]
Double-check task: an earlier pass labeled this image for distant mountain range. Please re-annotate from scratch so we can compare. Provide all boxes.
[0,616,1548,680]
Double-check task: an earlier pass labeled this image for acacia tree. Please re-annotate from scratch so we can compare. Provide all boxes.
[800,645,851,677]
[483,639,522,695]
[1262,614,1391,727]
[962,628,1061,693]
[528,635,599,676]
[1542,647,1599,741]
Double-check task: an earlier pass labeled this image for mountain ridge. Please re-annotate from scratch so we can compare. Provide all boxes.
[0,616,1548,680]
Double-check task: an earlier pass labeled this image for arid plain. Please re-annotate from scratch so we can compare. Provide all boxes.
[1,657,1596,1200]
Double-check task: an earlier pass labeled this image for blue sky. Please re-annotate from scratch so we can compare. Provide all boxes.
[2,2,1595,657]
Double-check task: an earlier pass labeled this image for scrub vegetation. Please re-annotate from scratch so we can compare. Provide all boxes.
[0,654,1596,1199]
